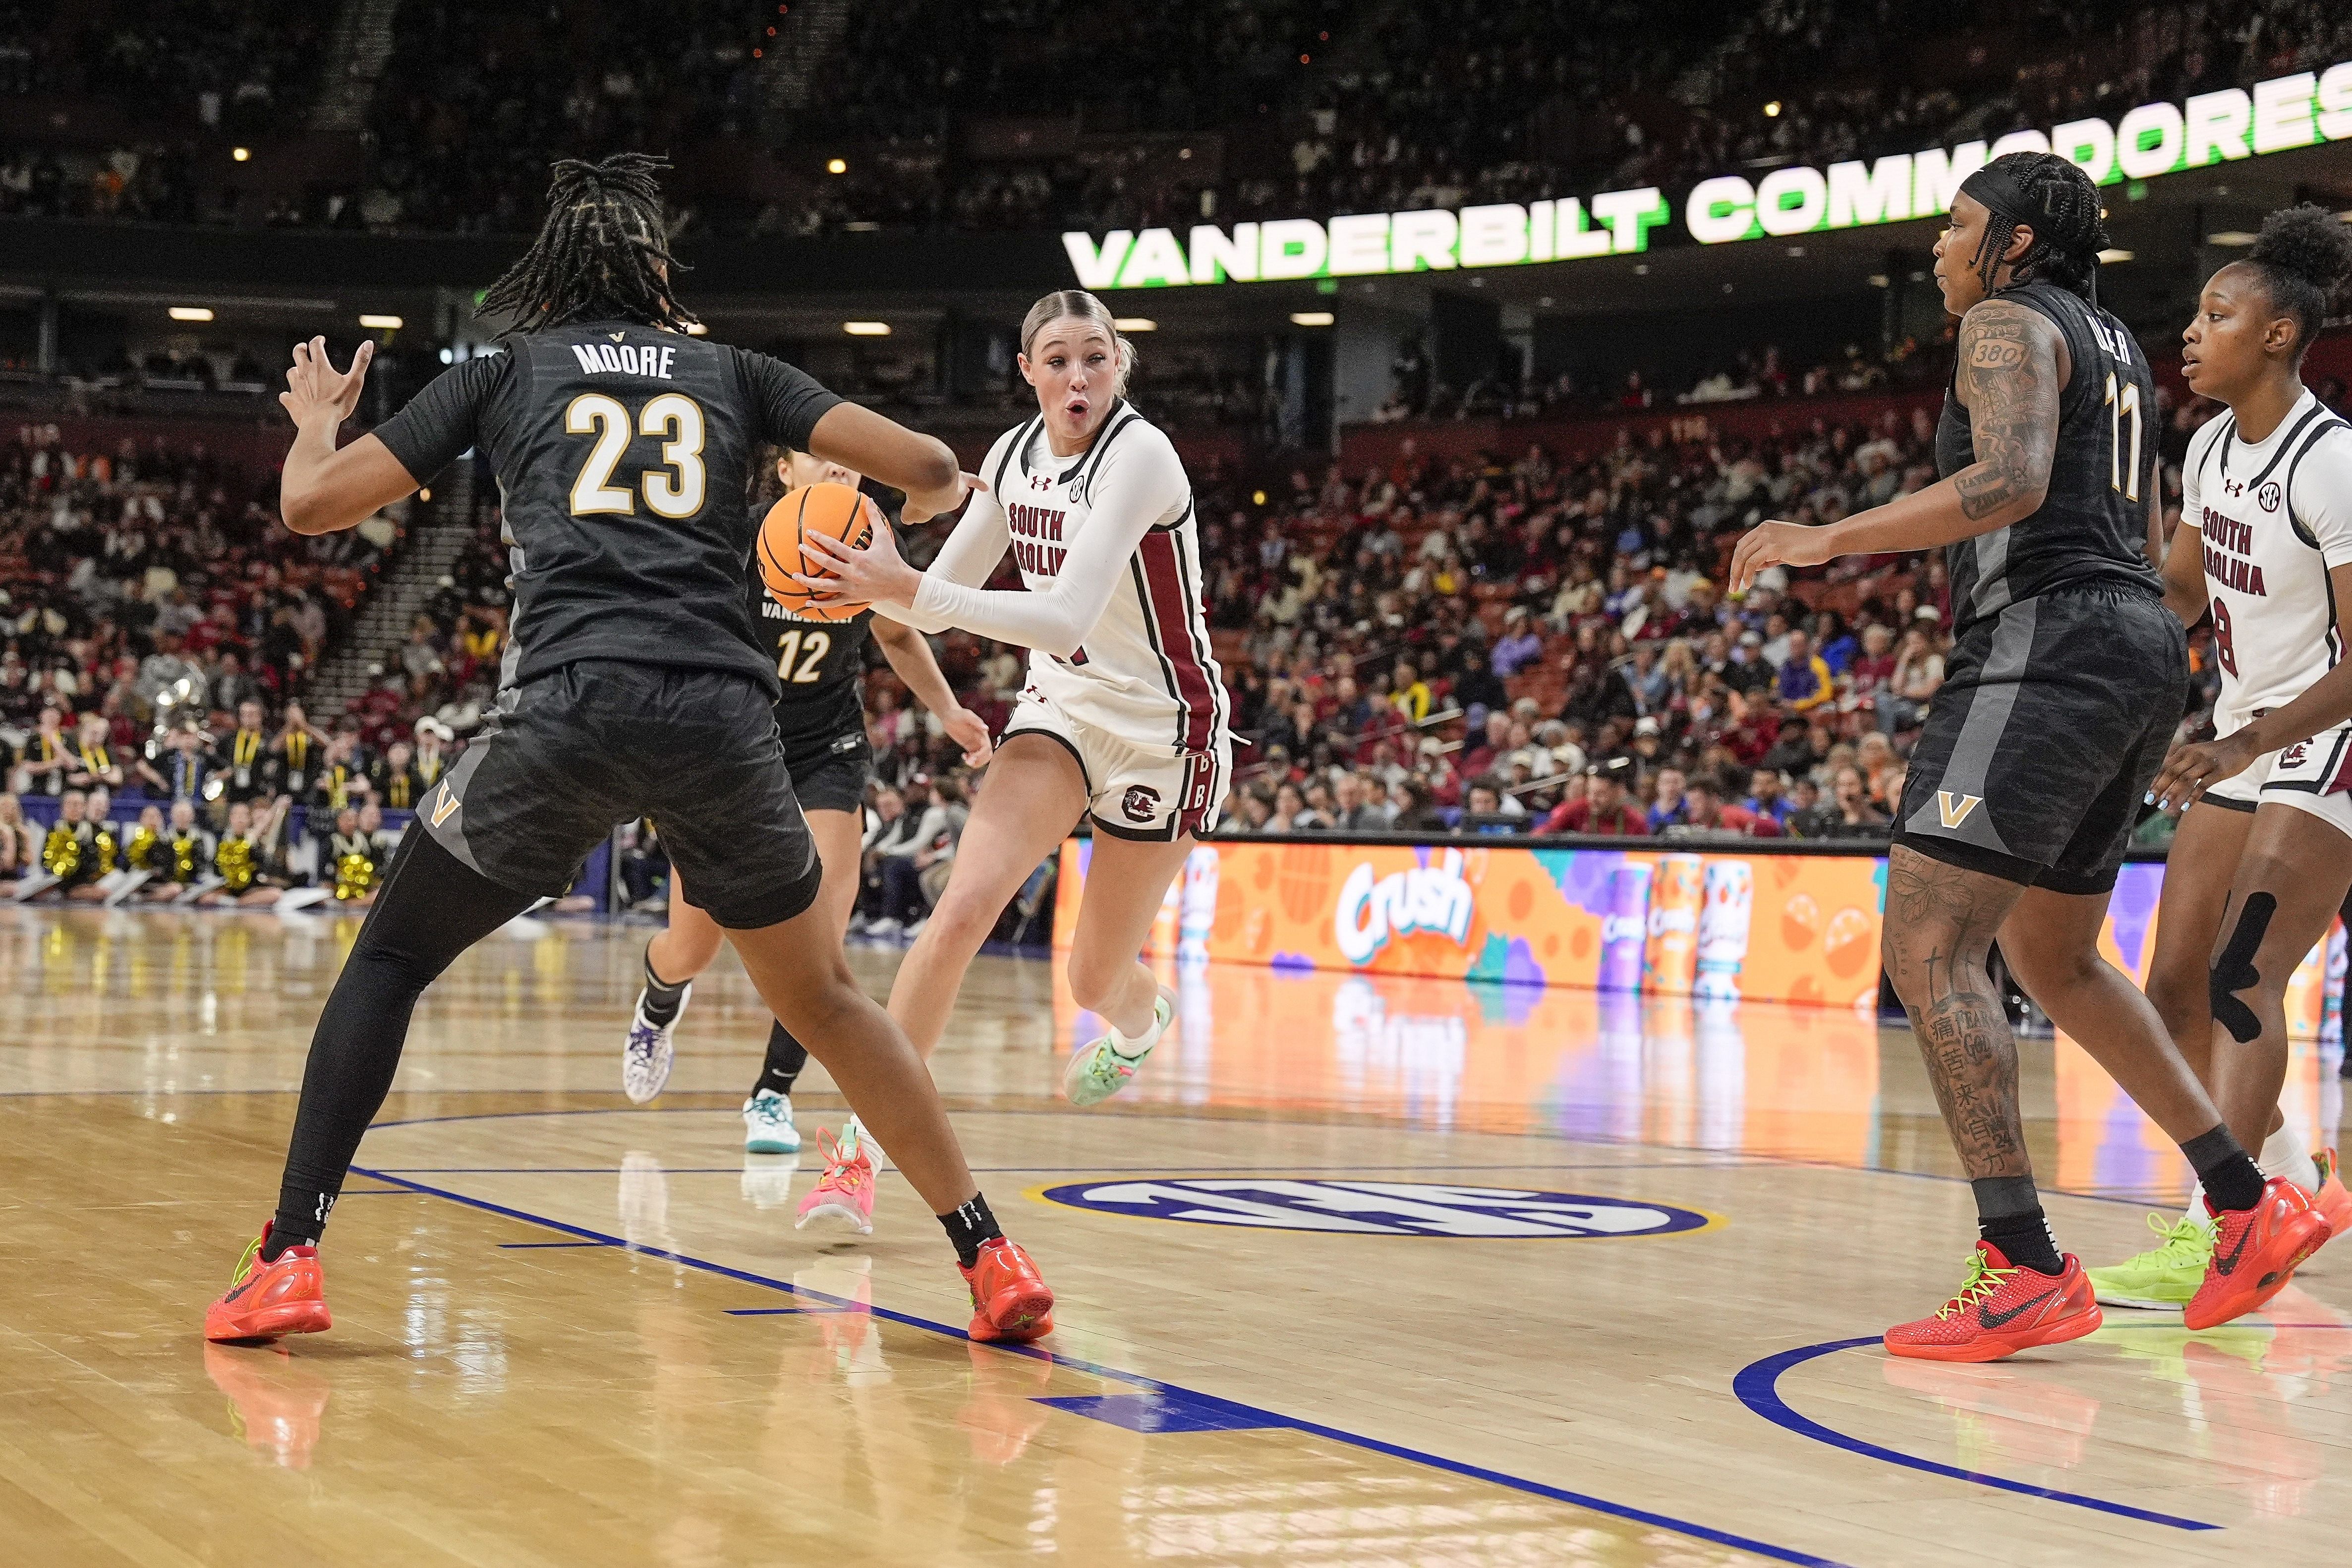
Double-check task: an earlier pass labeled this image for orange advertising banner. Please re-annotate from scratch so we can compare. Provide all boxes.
[1054,838,2347,1033]
[1053,838,1886,1009]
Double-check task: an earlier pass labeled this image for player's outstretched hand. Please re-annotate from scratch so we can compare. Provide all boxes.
[903,472,988,526]
[940,706,994,768]
[800,519,923,608]
[1729,518,1840,595]
[279,336,373,427]
[2147,731,2263,812]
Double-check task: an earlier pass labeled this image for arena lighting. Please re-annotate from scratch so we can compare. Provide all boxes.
[168,306,214,322]
[2097,247,2134,263]
[2207,231,2260,245]
[1063,56,2352,287]
[1764,102,1783,118]
[826,158,848,174]
[231,146,250,162]
[358,313,403,329]
[1868,273,1891,287]
[1111,318,1156,331]
[1289,311,1334,326]
[842,321,891,336]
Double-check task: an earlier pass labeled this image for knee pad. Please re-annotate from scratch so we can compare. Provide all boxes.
[2208,891,2277,1045]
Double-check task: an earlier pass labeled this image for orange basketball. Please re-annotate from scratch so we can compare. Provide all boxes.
[756,481,879,623]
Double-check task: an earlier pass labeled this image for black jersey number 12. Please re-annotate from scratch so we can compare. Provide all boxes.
[776,628,831,684]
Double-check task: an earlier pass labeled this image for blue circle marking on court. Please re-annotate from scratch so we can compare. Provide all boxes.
[1035,1177,1718,1237]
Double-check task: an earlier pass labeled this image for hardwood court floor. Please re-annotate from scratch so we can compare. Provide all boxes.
[1,905,2347,1566]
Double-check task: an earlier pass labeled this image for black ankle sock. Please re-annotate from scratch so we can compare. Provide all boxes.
[641,944,688,1026]
[266,1188,333,1260]
[1971,1175,2063,1274]
[2182,1124,2267,1212]
[752,1020,809,1099]
[938,1192,1003,1270]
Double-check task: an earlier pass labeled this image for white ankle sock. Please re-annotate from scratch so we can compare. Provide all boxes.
[843,1114,885,1169]
[2260,1119,2320,1191]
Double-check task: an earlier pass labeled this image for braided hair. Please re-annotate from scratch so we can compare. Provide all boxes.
[478,153,699,335]
[1968,151,2109,300]
[2243,203,2352,364]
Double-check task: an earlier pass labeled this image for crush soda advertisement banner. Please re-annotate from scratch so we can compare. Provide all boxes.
[1053,838,1887,1009]
[1054,838,2345,1034]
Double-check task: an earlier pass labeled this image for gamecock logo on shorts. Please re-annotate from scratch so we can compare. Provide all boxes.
[1121,785,1162,823]
[2281,742,2311,767]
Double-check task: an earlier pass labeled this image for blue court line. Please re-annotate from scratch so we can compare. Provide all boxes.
[723,1307,855,1316]
[345,1162,1851,1568]
[497,1240,611,1249]
[1732,1338,2219,1531]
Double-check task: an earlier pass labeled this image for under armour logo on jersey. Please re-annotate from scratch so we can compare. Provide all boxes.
[1936,791,1983,829]
[1029,474,1052,491]
[431,783,461,827]
[2258,481,2282,513]
[2225,479,2246,496]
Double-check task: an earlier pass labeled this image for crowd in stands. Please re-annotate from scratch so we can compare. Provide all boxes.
[5,0,2343,237]
[0,421,411,902]
[9,0,2343,239]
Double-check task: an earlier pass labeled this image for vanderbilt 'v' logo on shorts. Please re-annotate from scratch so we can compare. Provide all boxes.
[1936,791,1983,829]
[431,782,462,827]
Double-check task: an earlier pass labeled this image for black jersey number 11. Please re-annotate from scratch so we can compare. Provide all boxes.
[566,393,708,519]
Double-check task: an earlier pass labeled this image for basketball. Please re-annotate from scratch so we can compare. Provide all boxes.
[756,481,879,623]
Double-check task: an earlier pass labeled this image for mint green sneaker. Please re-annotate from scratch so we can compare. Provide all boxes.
[2086,1212,2213,1309]
[1063,990,1173,1107]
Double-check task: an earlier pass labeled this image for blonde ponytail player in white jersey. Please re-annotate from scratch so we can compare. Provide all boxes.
[791,289,1233,1232]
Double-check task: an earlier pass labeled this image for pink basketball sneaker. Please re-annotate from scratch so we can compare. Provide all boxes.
[795,1127,876,1235]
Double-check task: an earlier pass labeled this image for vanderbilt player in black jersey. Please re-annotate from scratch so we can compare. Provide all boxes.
[1732,151,2310,1357]
[623,446,993,1183]
[205,154,1056,1348]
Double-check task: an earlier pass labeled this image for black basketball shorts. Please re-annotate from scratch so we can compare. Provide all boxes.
[1895,587,2186,896]
[423,660,822,929]
[783,731,873,817]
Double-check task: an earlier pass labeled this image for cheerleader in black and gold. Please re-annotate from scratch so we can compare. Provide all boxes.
[196,800,283,908]
[0,792,27,879]
[324,806,385,907]
[22,790,99,901]
[122,805,169,872]
[68,787,122,904]
[143,800,216,902]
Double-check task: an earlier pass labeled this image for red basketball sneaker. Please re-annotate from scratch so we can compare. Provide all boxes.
[961,1238,1054,1344]
[204,1223,332,1342]
[1883,1241,2101,1362]
[2183,1177,2333,1331]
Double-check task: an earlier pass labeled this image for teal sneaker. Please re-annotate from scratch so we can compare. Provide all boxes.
[1063,989,1173,1107]
[2086,1212,2213,1309]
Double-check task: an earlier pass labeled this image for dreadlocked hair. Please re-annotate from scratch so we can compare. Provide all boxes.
[478,153,699,335]
[1972,151,2110,300]
[2245,203,2352,364]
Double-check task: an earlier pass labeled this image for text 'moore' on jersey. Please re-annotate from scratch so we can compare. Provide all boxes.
[567,338,679,380]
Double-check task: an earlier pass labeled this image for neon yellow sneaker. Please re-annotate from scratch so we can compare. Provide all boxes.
[2086,1212,2213,1309]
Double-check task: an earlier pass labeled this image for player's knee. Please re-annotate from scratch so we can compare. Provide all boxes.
[1064,957,1124,1015]
[924,887,998,947]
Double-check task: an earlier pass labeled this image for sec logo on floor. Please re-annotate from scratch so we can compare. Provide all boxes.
[1033,1178,1718,1238]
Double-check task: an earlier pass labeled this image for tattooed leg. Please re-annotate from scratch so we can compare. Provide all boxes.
[1882,846,2031,1178]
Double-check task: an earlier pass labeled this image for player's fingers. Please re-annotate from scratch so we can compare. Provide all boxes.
[962,472,989,494]
[803,531,858,561]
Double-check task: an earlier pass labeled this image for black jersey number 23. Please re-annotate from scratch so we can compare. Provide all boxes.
[565,392,707,519]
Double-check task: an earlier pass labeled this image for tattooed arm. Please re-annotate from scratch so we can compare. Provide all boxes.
[1728,299,2065,592]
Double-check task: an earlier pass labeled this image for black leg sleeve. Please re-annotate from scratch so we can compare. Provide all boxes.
[272,828,540,1247]
[752,1018,810,1099]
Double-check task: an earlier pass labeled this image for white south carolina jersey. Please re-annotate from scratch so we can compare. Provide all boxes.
[898,399,1230,760]
[2184,391,2352,737]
